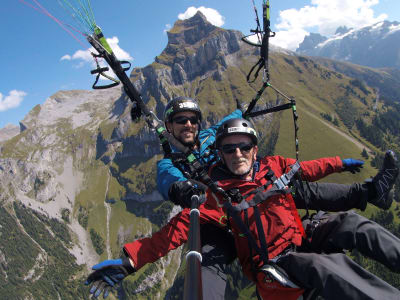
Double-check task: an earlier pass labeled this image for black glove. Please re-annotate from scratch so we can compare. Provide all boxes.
[85,256,135,299]
[168,180,202,208]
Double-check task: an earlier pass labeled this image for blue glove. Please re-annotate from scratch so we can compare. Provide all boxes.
[342,158,364,174]
[85,257,135,299]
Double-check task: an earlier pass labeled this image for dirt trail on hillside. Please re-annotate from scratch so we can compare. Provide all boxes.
[303,109,372,153]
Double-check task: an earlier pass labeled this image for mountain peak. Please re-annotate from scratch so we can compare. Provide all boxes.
[167,11,218,45]
[335,26,351,35]
[296,32,327,53]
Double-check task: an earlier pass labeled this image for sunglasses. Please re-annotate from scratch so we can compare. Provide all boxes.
[220,142,254,154]
[172,116,199,125]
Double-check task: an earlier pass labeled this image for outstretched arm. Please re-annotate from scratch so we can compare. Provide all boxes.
[85,203,224,298]
[123,204,224,270]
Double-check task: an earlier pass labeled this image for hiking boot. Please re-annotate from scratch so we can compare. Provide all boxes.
[366,150,399,210]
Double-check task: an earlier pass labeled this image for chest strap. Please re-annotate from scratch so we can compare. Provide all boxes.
[231,161,301,212]
[220,161,302,268]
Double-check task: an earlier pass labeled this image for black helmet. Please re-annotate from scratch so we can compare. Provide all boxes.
[216,118,258,148]
[163,96,202,122]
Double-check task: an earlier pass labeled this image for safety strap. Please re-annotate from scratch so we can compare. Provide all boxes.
[222,161,302,269]
[230,162,301,212]
[155,125,173,156]
[224,201,269,265]
[245,102,294,119]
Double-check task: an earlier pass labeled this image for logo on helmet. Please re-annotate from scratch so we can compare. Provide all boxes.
[178,102,198,109]
[227,127,257,136]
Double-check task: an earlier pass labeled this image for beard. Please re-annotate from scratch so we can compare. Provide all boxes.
[177,128,197,147]
[229,157,253,176]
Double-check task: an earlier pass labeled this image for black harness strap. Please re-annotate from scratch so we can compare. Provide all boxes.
[219,162,302,270]
[243,209,258,281]
[245,102,293,119]
[253,205,269,260]
[231,161,301,211]
[223,201,269,265]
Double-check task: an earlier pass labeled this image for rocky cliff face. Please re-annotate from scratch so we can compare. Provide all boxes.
[0,124,19,143]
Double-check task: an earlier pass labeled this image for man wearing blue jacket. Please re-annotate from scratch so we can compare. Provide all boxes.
[157,96,242,299]
[156,96,399,299]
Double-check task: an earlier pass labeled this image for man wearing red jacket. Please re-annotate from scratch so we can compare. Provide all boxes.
[86,118,400,299]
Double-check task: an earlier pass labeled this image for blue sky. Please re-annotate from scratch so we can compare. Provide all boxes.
[1,0,399,129]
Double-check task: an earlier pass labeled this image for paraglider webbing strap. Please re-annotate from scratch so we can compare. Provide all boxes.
[222,162,302,267]
[247,57,265,83]
[165,148,302,264]
[92,72,120,89]
[243,81,270,118]
[225,201,269,264]
[244,209,262,282]
[246,1,273,83]
[230,162,301,211]
[245,102,293,119]
[155,125,173,156]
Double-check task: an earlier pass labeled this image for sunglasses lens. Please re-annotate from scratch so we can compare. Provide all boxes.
[241,144,253,152]
[221,145,236,154]
[173,116,198,125]
[221,143,253,154]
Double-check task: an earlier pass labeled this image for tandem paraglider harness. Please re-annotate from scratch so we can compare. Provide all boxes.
[21,0,312,298]
[212,161,304,290]
[85,0,311,297]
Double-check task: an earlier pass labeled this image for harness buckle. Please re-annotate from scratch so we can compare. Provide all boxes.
[273,174,290,190]
[260,263,299,288]
[273,162,301,190]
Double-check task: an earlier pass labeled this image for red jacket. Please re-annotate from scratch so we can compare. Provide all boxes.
[124,155,342,282]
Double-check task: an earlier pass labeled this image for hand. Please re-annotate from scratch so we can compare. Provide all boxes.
[85,257,135,299]
[168,180,202,208]
[342,158,364,174]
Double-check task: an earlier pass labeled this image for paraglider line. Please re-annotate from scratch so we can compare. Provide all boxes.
[19,0,88,49]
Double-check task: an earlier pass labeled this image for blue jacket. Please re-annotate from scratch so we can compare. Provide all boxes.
[157,109,243,200]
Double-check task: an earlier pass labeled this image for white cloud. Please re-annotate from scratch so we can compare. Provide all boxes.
[105,37,133,61]
[178,6,225,27]
[0,90,27,112]
[70,49,93,63]
[272,0,388,50]
[61,36,133,79]
[60,54,71,61]
[164,24,172,34]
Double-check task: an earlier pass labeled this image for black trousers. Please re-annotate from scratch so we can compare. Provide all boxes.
[197,182,395,299]
[293,181,369,211]
[275,211,400,299]
[199,223,236,300]
[304,211,400,273]
[276,251,400,300]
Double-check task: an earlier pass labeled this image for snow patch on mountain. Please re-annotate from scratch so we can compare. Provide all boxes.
[386,23,400,37]
[316,28,357,48]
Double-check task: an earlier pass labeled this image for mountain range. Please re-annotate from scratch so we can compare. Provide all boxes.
[1,12,400,299]
[296,21,400,70]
